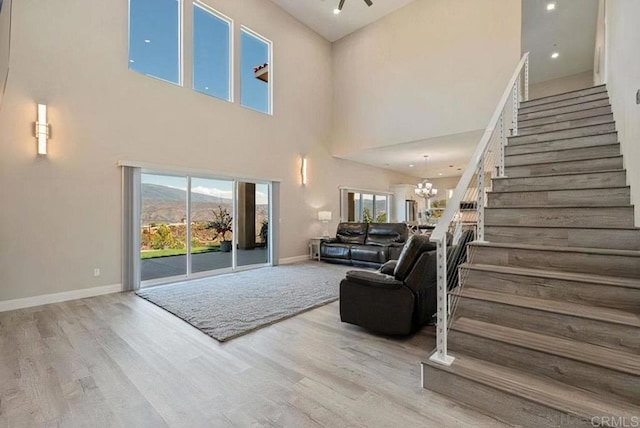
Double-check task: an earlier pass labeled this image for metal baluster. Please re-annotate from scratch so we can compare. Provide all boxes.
[512,80,519,136]
[525,56,530,101]
[499,111,505,177]
[476,155,485,242]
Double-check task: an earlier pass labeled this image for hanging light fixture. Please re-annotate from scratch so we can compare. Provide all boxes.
[415,155,438,199]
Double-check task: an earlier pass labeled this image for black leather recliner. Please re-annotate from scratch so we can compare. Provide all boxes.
[320,223,408,268]
[339,235,437,335]
[339,230,475,335]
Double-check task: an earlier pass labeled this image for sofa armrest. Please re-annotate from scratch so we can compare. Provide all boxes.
[379,260,397,275]
[345,270,404,289]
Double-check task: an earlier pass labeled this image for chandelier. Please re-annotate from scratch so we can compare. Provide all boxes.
[414,155,438,199]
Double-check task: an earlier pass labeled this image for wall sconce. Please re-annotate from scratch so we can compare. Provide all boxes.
[301,156,308,185]
[34,103,49,156]
[318,211,332,237]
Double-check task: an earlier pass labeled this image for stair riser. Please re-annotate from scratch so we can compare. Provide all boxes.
[505,156,623,177]
[461,267,640,311]
[518,114,614,137]
[519,106,612,128]
[448,331,640,404]
[468,245,640,279]
[453,298,640,354]
[522,87,607,108]
[505,134,618,156]
[485,226,640,251]
[485,207,635,228]
[510,123,616,146]
[506,144,620,167]
[492,171,627,192]
[421,362,592,428]
[488,188,631,208]
[519,93,610,115]
[519,99,611,121]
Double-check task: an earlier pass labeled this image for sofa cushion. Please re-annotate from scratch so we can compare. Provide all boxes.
[320,243,351,259]
[350,245,388,264]
[345,271,404,289]
[365,223,408,246]
[336,223,367,244]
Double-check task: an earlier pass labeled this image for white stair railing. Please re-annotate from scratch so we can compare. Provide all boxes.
[428,52,530,366]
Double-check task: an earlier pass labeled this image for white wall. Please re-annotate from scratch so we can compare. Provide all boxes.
[529,71,595,99]
[331,0,522,157]
[605,0,640,226]
[0,0,11,109]
[0,0,415,302]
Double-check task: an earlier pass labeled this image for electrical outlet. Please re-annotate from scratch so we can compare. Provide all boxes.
[93,268,101,277]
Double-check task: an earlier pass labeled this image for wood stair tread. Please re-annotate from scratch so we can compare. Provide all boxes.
[469,241,640,257]
[452,317,640,376]
[505,154,622,167]
[519,95,611,114]
[518,105,612,126]
[505,143,620,159]
[509,121,616,138]
[450,288,640,328]
[487,185,630,194]
[459,263,640,289]
[492,168,625,180]
[518,114,614,132]
[423,353,640,421]
[484,224,640,231]
[520,85,607,106]
[485,205,633,209]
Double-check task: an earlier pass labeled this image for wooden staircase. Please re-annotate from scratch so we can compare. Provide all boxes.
[422,85,640,427]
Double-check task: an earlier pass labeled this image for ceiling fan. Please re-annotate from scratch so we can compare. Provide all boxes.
[336,0,373,13]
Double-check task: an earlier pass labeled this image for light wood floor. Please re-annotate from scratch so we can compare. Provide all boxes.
[0,293,508,427]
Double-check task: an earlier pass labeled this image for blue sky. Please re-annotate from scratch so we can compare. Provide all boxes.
[129,0,270,113]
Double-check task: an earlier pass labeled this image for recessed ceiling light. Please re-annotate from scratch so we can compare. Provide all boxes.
[546,3,556,11]
[144,39,151,44]
[205,86,209,90]
[438,173,443,176]
[129,59,135,63]
[409,164,415,168]
[551,52,560,59]
[333,8,341,15]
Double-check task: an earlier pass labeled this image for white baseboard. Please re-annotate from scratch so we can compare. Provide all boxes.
[0,283,123,313]
[279,255,310,265]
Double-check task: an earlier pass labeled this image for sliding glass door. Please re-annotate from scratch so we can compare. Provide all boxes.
[140,174,188,282]
[190,178,234,274]
[140,172,271,286]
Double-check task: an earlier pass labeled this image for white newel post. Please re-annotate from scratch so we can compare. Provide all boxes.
[512,80,519,136]
[525,56,530,101]
[429,238,454,366]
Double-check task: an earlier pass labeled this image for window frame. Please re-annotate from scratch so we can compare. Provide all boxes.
[127,0,184,86]
[240,25,273,115]
[192,1,234,102]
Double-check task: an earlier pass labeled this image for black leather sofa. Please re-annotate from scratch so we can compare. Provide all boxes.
[320,223,408,268]
[339,230,475,335]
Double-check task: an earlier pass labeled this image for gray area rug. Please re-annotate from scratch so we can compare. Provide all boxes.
[136,262,354,342]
